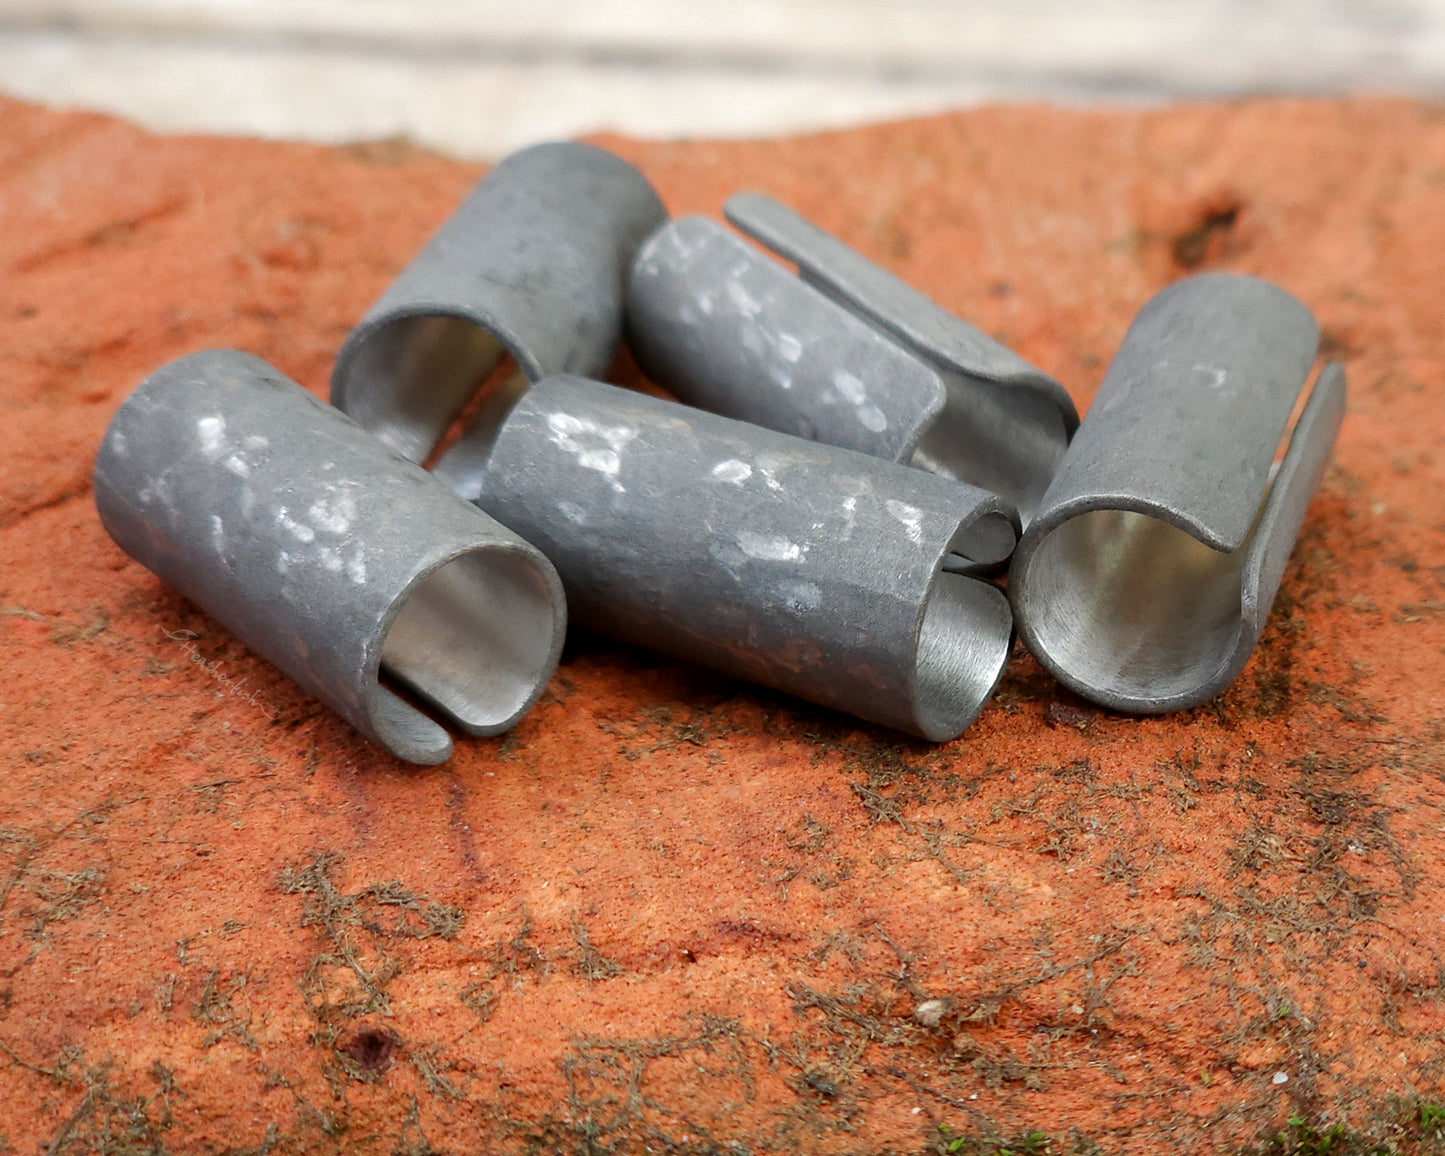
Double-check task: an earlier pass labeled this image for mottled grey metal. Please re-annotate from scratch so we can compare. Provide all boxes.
[95,350,567,765]
[625,193,1078,523]
[332,141,667,463]
[475,375,1022,741]
[1009,273,1346,714]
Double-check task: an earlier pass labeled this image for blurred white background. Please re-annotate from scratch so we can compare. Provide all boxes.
[1,0,1442,156]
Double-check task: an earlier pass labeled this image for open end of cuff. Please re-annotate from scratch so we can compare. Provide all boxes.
[1019,508,1246,709]
[378,545,563,739]
[334,314,506,463]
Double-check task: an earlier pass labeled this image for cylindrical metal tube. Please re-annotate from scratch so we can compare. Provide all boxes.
[1009,274,1345,713]
[331,141,668,463]
[95,350,567,764]
[629,214,944,460]
[626,201,1077,523]
[476,375,1020,741]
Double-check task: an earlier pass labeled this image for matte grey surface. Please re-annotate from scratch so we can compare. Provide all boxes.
[331,141,667,462]
[626,194,1078,522]
[1009,273,1346,714]
[95,350,567,764]
[475,375,1020,741]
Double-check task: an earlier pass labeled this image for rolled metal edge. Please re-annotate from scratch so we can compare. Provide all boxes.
[724,193,1079,522]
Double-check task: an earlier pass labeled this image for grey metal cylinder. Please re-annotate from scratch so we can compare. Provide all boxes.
[1009,274,1346,714]
[331,141,668,463]
[95,350,567,765]
[626,195,1079,523]
[475,375,1021,741]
